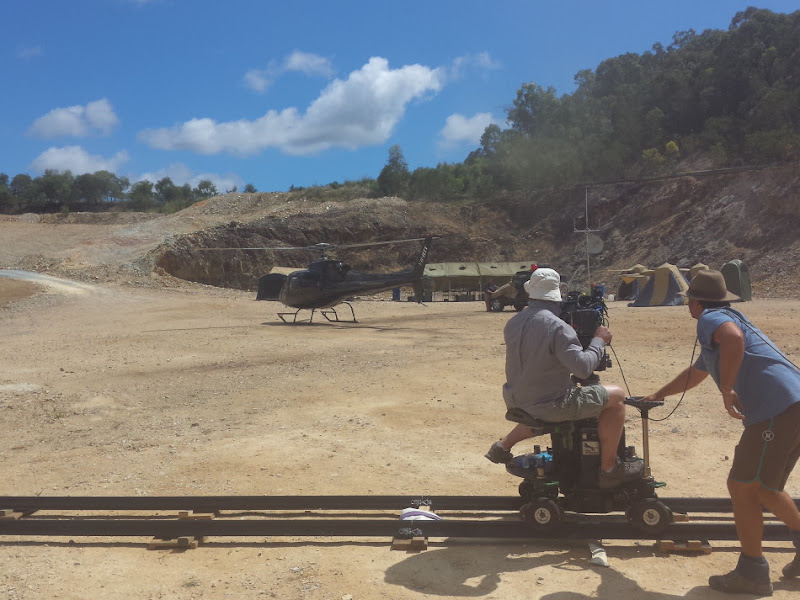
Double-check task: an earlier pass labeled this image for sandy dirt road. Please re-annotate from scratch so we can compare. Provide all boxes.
[1,277,799,599]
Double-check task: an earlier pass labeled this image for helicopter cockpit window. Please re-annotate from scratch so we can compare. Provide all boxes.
[316,261,349,279]
[290,271,321,288]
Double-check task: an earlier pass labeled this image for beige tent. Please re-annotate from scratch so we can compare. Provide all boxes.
[269,266,300,276]
[629,263,689,307]
[612,264,650,301]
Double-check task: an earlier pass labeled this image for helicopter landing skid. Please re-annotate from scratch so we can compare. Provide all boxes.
[321,302,357,323]
[277,302,358,324]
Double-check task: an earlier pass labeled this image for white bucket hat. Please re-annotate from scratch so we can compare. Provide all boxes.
[524,268,562,302]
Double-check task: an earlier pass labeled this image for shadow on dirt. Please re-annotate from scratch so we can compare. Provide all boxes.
[384,543,798,598]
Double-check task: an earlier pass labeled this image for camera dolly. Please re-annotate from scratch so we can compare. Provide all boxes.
[504,396,673,534]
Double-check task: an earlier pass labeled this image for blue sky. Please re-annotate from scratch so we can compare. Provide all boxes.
[2,1,798,194]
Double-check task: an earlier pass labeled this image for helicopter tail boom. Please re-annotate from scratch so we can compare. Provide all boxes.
[410,235,434,303]
[413,235,434,278]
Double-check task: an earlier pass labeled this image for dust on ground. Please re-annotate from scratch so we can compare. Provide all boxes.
[1,275,799,599]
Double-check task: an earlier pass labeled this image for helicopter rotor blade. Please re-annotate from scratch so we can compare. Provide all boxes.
[331,236,434,250]
[198,247,299,251]
[198,236,437,252]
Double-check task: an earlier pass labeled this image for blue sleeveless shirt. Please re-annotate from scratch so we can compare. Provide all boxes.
[693,307,800,426]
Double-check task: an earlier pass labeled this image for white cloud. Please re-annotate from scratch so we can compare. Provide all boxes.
[28,98,119,138]
[17,45,43,60]
[438,112,495,149]
[136,163,244,192]
[448,52,502,81]
[285,50,334,78]
[243,51,333,94]
[29,146,130,174]
[244,69,272,93]
[146,57,443,156]
[84,99,119,134]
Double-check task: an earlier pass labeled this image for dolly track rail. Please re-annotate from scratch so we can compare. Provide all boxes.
[0,496,797,542]
[4,495,798,513]
[0,518,794,541]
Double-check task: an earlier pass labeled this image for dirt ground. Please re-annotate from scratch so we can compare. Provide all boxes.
[1,272,800,599]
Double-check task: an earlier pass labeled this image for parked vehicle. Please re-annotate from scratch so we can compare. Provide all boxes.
[487,270,531,311]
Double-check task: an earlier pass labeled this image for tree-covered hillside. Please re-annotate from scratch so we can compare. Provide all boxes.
[392,7,800,201]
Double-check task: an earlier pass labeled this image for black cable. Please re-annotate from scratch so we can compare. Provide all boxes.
[608,335,698,423]
[607,344,632,396]
[645,338,698,422]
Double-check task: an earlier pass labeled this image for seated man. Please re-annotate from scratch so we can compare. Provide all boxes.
[484,268,642,488]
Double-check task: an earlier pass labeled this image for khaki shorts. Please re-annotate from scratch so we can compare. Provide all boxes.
[532,384,609,422]
[729,401,800,492]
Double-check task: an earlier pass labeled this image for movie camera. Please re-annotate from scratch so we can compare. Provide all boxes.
[559,285,612,372]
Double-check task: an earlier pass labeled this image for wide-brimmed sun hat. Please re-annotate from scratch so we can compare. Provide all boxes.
[524,268,562,302]
[680,269,740,302]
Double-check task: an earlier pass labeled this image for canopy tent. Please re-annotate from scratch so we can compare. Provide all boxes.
[269,266,300,276]
[628,263,689,307]
[614,264,650,301]
[721,259,752,301]
[423,262,532,292]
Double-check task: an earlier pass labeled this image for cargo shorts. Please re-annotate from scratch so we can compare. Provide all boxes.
[730,401,800,492]
[532,384,609,423]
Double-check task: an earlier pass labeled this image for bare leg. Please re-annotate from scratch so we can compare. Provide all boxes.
[597,384,626,471]
[728,479,766,557]
[498,423,536,451]
[755,486,800,531]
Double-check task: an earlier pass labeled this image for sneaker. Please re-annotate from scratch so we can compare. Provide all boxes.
[709,569,773,596]
[484,441,513,464]
[783,555,800,578]
[597,459,644,489]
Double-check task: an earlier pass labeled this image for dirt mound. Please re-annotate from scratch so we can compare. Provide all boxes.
[1,163,798,296]
[153,196,556,290]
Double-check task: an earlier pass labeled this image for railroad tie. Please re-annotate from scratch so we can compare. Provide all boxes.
[656,539,712,555]
[147,510,214,550]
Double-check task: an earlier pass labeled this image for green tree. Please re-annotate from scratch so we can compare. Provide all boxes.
[376,145,410,197]
[665,140,680,161]
[243,183,257,193]
[0,173,14,213]
[10,174,34,208]
[193,180,218,199]
[128,180,154,211]
[71,171,127,211]
[34,170,74,213]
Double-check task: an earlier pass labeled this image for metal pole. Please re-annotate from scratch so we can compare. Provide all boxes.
[574,188,600,293]
[585,189,591,290]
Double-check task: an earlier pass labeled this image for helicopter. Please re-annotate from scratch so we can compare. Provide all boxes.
[251,235,436,323]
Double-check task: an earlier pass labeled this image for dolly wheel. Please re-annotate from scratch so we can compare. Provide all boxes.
[521,497,564,529]
[630,498,673,535]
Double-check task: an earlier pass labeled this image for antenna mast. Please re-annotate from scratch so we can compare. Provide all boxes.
[573,188,602,291]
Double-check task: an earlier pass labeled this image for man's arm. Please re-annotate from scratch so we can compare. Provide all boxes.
[645,365,708,401]
[713,320,746,420]
[553,323,604,379]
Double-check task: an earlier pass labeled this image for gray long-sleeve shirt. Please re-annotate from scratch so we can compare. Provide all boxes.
[502,300,606,413]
